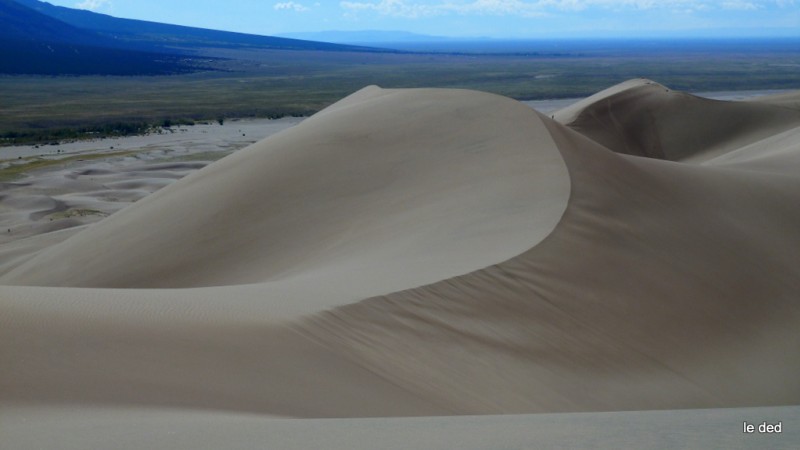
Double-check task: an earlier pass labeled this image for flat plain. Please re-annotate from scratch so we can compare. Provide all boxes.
[3,39,799,144]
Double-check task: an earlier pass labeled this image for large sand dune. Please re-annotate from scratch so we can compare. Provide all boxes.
[1,87,570,289]
[2,80,799,446]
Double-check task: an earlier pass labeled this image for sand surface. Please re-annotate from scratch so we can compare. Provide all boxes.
[0,118,301,247]
[2,82,799,447]
[3,405,797,449]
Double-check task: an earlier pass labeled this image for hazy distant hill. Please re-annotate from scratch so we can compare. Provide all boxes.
[12,0,379,52]
[277,30,453,44]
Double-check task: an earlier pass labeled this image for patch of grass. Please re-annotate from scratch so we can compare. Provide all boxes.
[0,150,140,181]
[163,150,233,162]
[0,158,59,181]
[47,208,109,220]
[0,121,196,147]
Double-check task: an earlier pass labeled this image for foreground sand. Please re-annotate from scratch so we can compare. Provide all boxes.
[1,80,799,446]
[3,405,797,449]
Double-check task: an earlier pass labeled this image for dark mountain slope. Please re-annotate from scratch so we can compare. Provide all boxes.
[13,0,381,52]
[0,0,107,45]
[0,0,206,75]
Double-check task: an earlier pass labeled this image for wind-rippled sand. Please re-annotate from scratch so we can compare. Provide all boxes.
[2,81,799,448]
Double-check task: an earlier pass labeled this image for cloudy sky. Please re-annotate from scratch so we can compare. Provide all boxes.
[47,0,800,38]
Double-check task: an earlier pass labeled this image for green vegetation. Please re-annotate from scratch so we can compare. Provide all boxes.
[2,46,799,146]
[46,208,108,221]
[0,150,139,181]
[163,150,233,163]
[0,119,206,146]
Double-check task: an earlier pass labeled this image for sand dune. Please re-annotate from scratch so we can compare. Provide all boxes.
[296,107,800,413]
[554,78,800,161]
[1,87,570,289]
[2,81,799,446]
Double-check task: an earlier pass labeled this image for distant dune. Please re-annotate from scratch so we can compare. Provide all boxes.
[2,80,799,447]
[554,78,800,161]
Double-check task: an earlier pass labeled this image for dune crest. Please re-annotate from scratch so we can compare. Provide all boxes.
[0,87,570,290]
[554,78,800,162]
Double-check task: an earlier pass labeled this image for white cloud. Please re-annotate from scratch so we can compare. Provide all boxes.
[448,0,547,16]
[75,0,110,11]
[339,0,435,18]
[721,0,760,9]
[274,1,311,12]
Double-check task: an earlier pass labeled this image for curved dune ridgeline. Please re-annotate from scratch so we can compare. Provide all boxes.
[2,81,799,445]
[554,79,800,162]
[0,87,570,290]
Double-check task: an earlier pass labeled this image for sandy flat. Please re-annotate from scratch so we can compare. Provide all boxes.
[0,118,300,257]
[1,117,303,160]
[1,81,799,447]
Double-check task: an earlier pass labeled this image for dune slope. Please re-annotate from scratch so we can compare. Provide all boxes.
[1,82,799,425]
[297,116,800,413]
[0,87,569,290]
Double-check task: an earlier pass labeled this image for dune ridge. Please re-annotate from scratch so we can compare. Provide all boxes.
[554,78,800,162]
[2,81,800,432]
[0,87,570,290]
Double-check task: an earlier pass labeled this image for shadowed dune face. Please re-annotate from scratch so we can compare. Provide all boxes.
[296,115,800,413]
[555,79,800,162]
[1,82,800,421]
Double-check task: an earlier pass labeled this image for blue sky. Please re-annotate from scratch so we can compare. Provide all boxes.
[46,0,800,38]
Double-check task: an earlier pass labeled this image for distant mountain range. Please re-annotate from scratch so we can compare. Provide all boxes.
[1,0,382,75]
[277,30,457,44]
